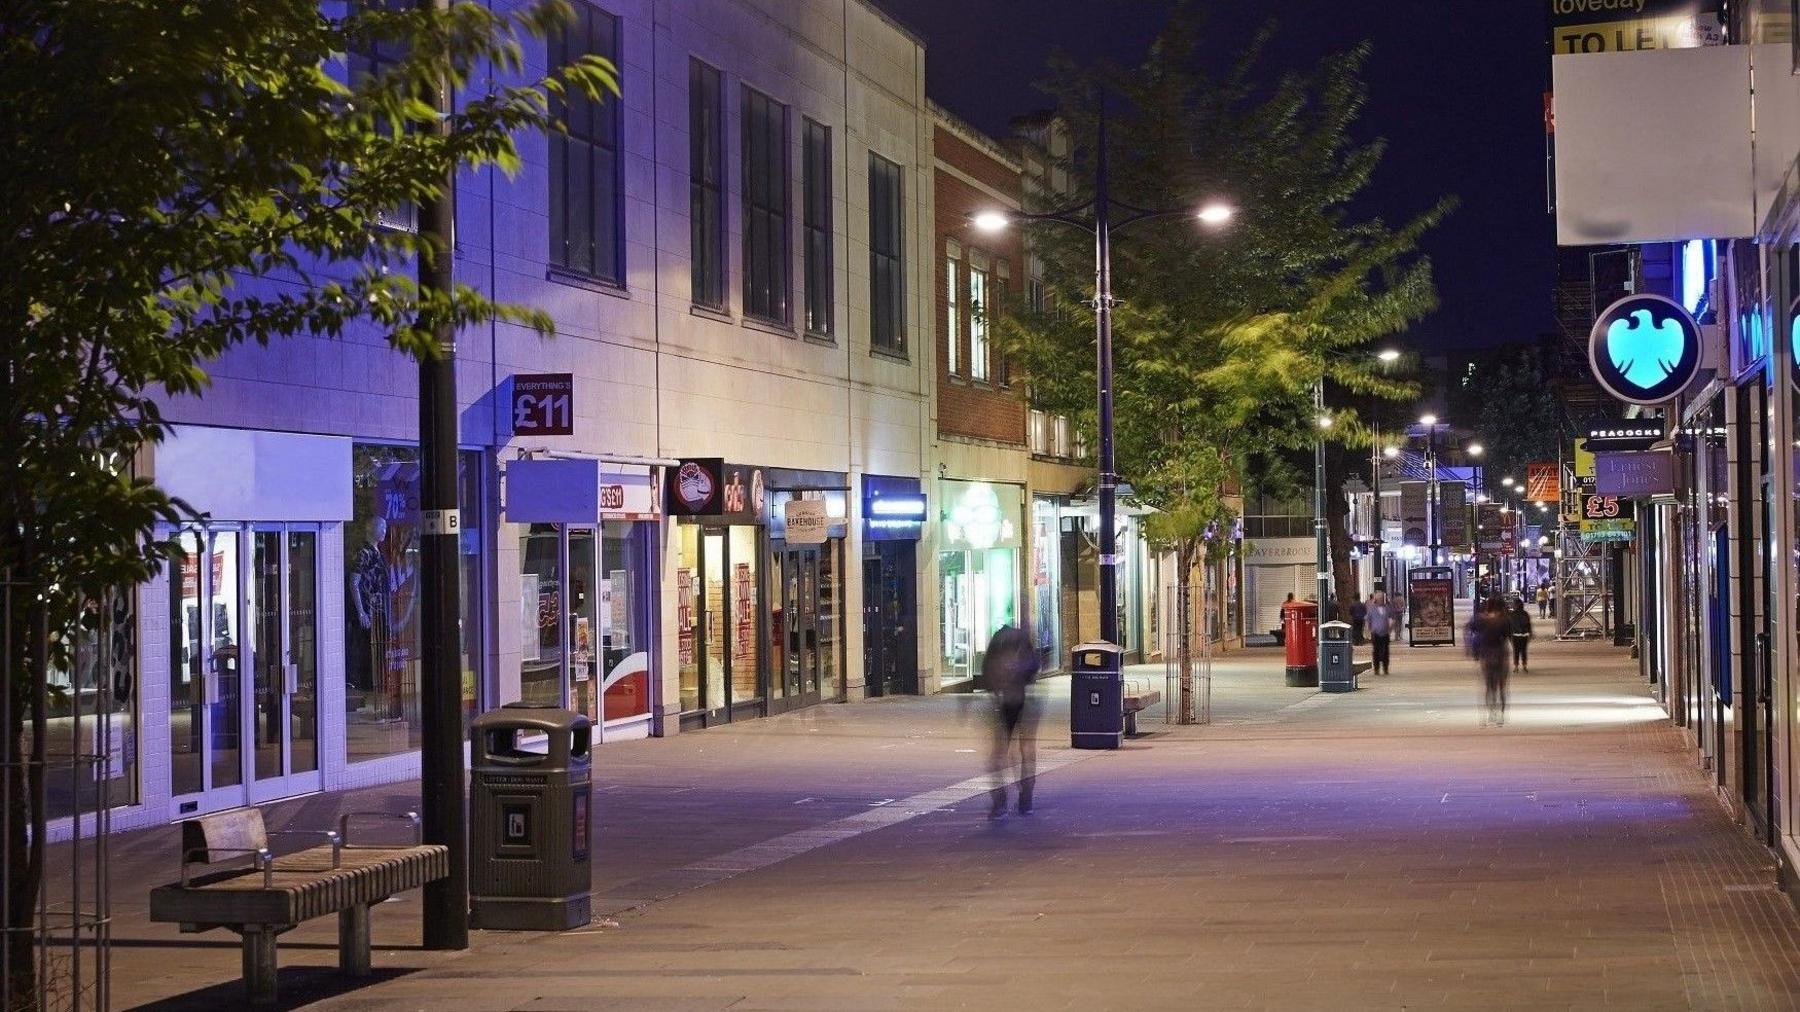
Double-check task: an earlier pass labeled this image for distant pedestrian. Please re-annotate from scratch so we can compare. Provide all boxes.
[1366,592,1394,676]
[984,623,1040,817]
[1349,593,1367,646]
[1509,596,1534,672]
[1535,582,1550,618]
[1467,596,1511,725]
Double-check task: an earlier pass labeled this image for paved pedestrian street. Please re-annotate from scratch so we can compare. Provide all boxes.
[111,638,1800,1010]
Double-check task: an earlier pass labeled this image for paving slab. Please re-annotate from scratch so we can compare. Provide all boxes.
[74,638,1800,1009]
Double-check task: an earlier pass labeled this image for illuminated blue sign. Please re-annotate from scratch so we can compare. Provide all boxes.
[862,475,924,542]
[1588,294,1702,405]
[1680,239,1714,317]
[1791,300,1800,391]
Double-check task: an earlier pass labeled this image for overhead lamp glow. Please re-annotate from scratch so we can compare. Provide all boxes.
[1501,476,1515,487]
[1197,203,1234,225]
[1419,413,1437,426]
[972,210,1010,233]
[1382,446,1399,458]
[1317,414,1333,429]
[1377,348,1401,363]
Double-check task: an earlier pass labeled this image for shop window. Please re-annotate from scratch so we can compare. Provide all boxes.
[677,528,702,711]
[598,523,654,721]
[344,444,485,764]
[36,592,138,820]
[519,523,564,707]
[729,526,760,705]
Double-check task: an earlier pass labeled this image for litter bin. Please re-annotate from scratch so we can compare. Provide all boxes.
[1320,620,1356,693]
[1070,642,1124,749]
[470,703,593,931]
[1282,599,1319,687]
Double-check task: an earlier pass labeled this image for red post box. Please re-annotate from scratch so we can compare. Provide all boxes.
[1282,599,1319,687]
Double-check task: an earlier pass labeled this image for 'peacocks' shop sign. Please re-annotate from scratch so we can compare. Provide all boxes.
[1588,294,1703,405]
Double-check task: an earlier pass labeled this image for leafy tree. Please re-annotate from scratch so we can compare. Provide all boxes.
[999,13,1444,715]
[1458,345,1573,490]
[0,2,613,1005]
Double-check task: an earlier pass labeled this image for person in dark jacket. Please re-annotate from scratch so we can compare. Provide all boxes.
[1467,596,1511,725]
[1508,596,1535,672]
[1348,593,1367,645]
[984,623,1041,817]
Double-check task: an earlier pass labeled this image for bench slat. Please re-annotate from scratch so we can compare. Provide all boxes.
[150,845,448,927]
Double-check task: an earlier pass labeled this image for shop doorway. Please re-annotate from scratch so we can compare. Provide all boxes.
[862,541,916,697]
[771,545,826,712]
[677,525,763,727]
[169,524,323,816]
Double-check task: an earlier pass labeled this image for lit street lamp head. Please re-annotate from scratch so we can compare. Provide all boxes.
[1197,202,1234,225]
[972,210,1010,233]
[1419,413,1437,426]
[1376,348,1401,363]
[1382,445,1399,458]
[1467,443,1484,456]
[1317,414,1333,429]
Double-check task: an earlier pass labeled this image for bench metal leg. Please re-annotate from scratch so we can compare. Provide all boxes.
[339,904,372,977]
[241,928,279,1005]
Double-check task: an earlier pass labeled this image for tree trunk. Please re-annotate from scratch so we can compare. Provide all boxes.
[1175,540,1196,724]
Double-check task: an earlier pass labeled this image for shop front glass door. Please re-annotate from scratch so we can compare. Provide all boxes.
[781,548,820,700]
[171,524,321,813]
[569,527,600,720]
[246,526,323,803]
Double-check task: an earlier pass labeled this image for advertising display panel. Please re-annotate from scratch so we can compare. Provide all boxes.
[1406,566,1457,647]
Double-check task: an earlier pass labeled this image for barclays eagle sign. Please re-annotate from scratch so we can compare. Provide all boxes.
[1588,294,1702,405]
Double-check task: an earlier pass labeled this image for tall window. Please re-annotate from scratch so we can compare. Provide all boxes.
[868,153,905,353]
[944,241,961,375]
[742,86,790,324]
[550,3,622,283]
[689,60,726,308]
[994,259,1010,385]
[968,254,990,381]
[802,119,834,336]
[350,0,415,231]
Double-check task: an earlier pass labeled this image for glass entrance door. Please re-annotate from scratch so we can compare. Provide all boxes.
[170,524,322,815]
[780,548,820,705]
[247,527,323,803]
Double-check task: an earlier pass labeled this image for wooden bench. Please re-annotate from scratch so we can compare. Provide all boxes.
[1122,679,1162,736]
[149,808,449,1005]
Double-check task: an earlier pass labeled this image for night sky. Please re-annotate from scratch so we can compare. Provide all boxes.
[875,1,1555,353]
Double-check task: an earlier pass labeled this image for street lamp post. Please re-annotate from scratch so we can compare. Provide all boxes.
[974,105,1232,647]
[1369,349,1401,594]
[1419,415,1440,567]
[1314,387,1331,624]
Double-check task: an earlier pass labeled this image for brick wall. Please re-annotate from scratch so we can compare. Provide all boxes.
[934,126,1027,445]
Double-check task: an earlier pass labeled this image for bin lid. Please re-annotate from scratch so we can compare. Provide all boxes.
[1321,620,1350,629]
[470,703,592,733]
[1070,641,1122,655]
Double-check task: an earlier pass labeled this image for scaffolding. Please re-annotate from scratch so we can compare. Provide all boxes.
[1557,528,1612,639]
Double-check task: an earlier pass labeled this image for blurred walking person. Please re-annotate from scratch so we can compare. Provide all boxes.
[1535,581,1550,618]
[1508,595,1535,672]
[1366,592,1394,675]
[1349,593,1367,645]
[984,622,1040,817]
[1467,596,1511,725]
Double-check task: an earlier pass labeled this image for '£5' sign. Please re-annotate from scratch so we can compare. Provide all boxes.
[1583,494,1623,521]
